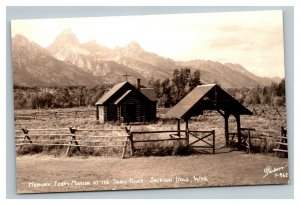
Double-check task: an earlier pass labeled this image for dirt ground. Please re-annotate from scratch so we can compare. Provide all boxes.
[16,151,289,194]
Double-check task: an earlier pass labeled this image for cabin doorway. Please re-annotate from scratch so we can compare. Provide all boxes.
[126,104,137,122]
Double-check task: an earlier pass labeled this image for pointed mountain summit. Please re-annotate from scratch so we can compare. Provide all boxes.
[12,34,99,86]
[49,28,80,47]
[114,41,145,58]
[47,28,90,62]
[46,29,146,82]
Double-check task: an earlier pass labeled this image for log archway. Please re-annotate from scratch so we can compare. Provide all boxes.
[165,84,252,149]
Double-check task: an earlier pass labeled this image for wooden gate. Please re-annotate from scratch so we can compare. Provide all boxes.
[187,130,215,154]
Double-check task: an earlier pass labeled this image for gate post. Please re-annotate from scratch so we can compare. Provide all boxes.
[18,128,32,154]
[235,114,242,150]
[22,128,32,143]
[177,119,181,137]
[213,130,215,154]
[65,127,80,157]
[224,112,230,146]
[185,119,189,146]
[125,126,134,156]
[121,140,128,159]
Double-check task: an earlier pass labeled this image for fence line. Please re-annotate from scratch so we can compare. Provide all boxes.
[16,143,125,148]
[228,127,288,155]
[246,105,285,117]
[130,130,186,134]
[15,109,95,120]
[15,127,130,158]
[76,129,124,131]
[16,127,216,158]
[126,129,216,155]
[26,128,70,131]
[126,129,187,157]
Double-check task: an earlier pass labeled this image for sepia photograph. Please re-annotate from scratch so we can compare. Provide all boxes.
[11,10,289,194]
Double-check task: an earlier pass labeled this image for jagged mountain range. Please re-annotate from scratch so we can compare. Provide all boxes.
[12,29,281,87]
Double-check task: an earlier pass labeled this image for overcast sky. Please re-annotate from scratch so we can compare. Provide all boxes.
[11,10,285,78]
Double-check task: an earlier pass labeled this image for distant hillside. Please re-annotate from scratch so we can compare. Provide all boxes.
[177,60,280,87]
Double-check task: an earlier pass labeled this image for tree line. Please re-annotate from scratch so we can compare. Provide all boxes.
[227,79,286,107]
[149,68,285,107]
[13,68,285,110]
[148,68,202,107]
[14,85,109,109]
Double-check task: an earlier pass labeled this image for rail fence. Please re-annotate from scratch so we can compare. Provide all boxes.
[16,125,286,157]
[15,109,95,121]
[247,105,286,117]
[202,105,285,118]
[15,127,130,158]
[14,106,285,123]
[228,127,288,156]
[15,127,217,158]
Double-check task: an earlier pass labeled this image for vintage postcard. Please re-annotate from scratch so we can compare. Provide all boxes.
[11,10,288,194]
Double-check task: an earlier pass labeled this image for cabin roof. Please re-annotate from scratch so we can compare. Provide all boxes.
[95,82,128,105]
[95,81,157,106]
[114,90,132,105]
[140,88,158,102]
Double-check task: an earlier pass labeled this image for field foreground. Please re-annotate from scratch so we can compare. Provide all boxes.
[16,152,289,194]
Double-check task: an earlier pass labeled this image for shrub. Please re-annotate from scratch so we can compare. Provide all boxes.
[17,144,43,155]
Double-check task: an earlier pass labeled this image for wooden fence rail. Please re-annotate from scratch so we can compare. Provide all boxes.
[126,129,187,156]
[130,130,186,134]
[15,110,95,120]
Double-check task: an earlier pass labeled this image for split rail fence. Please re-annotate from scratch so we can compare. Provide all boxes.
[15,127,130,158]
[248,105,285,117]
[228,127,288,156]
[15,127,217,158]
[15,109,95,121]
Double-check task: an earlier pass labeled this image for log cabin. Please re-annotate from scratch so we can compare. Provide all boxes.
[95,79,157,123]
